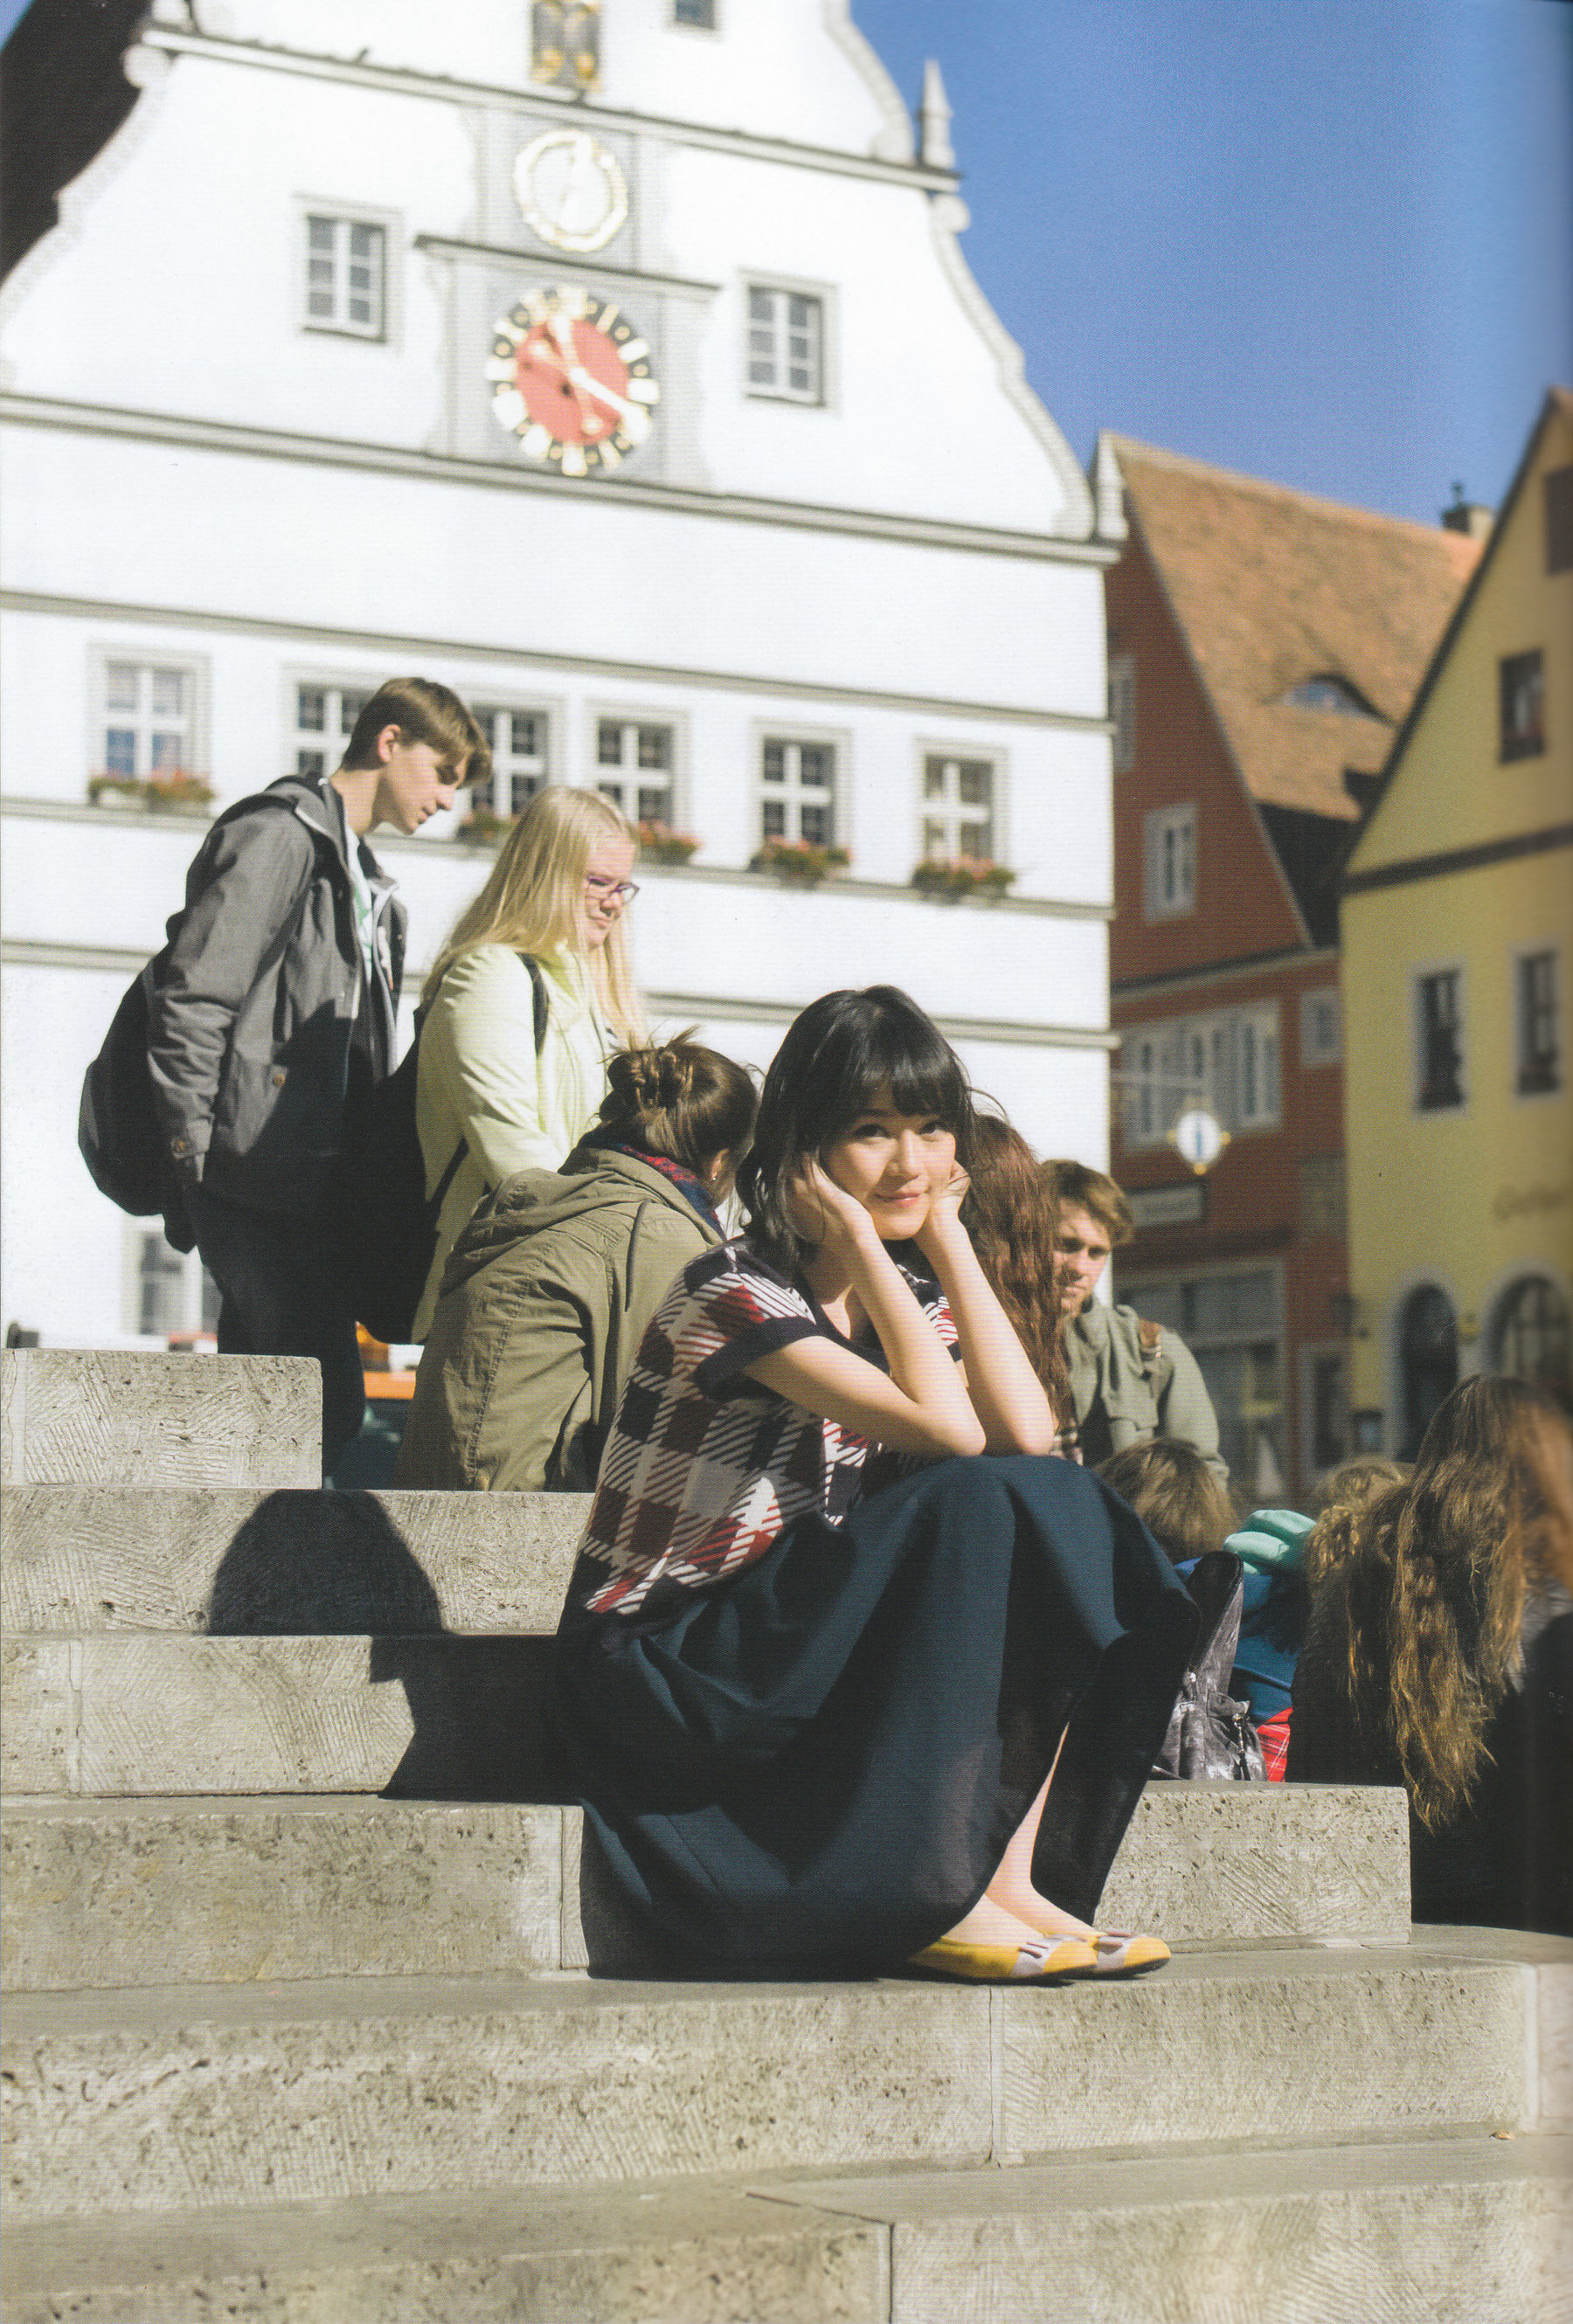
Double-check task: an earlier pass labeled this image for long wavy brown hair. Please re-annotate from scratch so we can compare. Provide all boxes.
[960,1115,1072,1427]
[1306,1376,1573,1829]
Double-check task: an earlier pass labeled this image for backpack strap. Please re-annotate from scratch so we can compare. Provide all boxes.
[1136,1316,1164,1382]
[515,952,549,1055]
[422,953,548,1209]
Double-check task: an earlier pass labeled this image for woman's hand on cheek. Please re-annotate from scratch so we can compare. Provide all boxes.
[784,1159,881,1260]
[915,1164,971,1260]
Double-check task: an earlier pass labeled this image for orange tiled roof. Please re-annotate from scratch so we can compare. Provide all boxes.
[1112,439,1484,821]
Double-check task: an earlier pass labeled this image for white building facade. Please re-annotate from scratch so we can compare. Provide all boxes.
[0,0,1121,1347]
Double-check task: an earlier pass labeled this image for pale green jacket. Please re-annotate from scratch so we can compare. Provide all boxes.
[1064,1299,1229,1485]
[412,944,612,1339]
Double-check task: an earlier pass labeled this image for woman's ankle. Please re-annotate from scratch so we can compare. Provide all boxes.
[941,1896,1052,1949]
[982,1879,1095,1941]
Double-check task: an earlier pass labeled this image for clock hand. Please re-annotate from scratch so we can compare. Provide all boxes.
[563,364,647,425]
[563,135,592,211]
[546,309,582,371]
[525,325,607,430]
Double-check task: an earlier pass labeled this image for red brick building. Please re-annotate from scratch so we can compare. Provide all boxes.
[1099,438,1481,1497]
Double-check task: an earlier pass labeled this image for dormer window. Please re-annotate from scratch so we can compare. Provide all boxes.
[1278,675,1383,718]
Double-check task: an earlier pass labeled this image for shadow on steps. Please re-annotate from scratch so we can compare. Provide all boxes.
[204,1489,572,1803]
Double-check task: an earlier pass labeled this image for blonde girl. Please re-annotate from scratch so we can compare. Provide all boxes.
[412,788,643,1338]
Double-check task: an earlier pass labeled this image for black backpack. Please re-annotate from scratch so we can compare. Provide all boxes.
[330,952,548,1345]
[78,787,319,1249]
[78,949,195,1247]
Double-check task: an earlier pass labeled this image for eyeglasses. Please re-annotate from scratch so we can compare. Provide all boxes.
[585,874,640,906]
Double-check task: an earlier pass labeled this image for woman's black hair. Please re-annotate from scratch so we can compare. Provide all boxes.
[736,985,974,1274]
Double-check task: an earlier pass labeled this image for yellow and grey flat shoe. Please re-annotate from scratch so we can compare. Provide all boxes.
[1085,1930,1170,1976]
[908,1933,1098,1982]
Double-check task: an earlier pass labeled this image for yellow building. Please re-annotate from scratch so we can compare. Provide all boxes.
[1342,388,1573,1451]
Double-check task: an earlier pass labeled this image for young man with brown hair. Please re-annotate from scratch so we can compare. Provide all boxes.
[1045,1160,1229,1486]
[148,678,488,1470]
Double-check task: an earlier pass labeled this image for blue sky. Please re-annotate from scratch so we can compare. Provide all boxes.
[852,0,1573,523]
[4,0,1568,523]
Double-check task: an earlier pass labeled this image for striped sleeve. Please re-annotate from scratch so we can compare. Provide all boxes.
[684,1248,821,1397]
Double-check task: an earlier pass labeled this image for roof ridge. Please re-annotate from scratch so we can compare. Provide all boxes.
[1107,434,1475,545]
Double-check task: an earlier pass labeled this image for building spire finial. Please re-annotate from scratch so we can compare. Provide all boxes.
[918,59,954,170]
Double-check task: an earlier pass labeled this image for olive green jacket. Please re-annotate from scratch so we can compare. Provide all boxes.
[395,1146,721,1493]
[1064,1299,1229,1484]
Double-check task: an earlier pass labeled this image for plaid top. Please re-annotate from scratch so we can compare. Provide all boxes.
[565,1241,957,1620]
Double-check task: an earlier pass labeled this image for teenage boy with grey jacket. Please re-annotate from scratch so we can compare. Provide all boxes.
[148,678,486,1470]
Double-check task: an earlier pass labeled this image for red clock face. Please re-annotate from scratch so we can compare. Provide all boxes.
[487,287,660,476]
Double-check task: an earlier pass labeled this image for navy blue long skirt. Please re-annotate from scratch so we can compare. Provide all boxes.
[549,1454,1198,1975]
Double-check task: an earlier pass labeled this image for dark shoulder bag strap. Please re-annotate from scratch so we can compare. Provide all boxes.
[427,952,550,1210]
[516,952,549,1055]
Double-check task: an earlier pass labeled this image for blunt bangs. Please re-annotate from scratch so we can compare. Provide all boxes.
[817,993,973,1152]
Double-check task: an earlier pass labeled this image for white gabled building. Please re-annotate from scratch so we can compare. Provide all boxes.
[0,0,1122,1347]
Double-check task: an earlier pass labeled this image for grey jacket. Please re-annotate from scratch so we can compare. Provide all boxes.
[1064,1299,1230,1484]
[147,776,405,1220]
[396,1146,722,1493]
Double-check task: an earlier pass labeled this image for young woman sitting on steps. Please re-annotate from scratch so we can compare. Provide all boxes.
[549,986,1198,1984]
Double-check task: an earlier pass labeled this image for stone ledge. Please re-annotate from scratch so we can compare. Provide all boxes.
[0,1786,1412,1994]
[2,1944,1549,2225]
[7,2135,1568,2324]
[786,2134,1573,2324]
[2,1484,588,1635]
[0,1634,563,1801]
[0,2175,888,2324]
[0,1976,994,2223]
[1,1352,319,1491]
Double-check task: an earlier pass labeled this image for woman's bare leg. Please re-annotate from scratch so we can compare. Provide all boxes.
[981,1732,1098,1941]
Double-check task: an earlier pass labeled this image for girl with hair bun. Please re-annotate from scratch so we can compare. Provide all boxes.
[397,1036,756,1493]
[410,787,646,1339]
[551,985,1197,1985]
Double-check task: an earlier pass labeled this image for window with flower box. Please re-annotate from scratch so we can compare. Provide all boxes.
[760,737,836,847]
[94,654,205,785]
[473,706,551,819]
[920,753,996,864]
[595,717,675,826]
[290,681,374,779]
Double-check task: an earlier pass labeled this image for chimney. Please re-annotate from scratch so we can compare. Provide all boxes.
[918,60,954,170]
[1441,484,1493,540]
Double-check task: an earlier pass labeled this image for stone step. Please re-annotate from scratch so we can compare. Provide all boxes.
[4,1933,1563,2224]
[0,1786,1412,1993]
[788,2132,1573,2324]
[0,2175,887,2324]
[0,1636,1412,1934]
[4,2134,1568,2323]
[1,1634,565,1800]
[1,1352,319,1491]
[1,1483,587,1635]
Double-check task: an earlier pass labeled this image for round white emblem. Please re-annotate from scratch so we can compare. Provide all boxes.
[513,130,629,254]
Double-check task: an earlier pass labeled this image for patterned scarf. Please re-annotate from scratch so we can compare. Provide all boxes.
[572,1124,721,1228]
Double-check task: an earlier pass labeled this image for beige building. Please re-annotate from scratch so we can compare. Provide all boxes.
[1341,388,1573,1450]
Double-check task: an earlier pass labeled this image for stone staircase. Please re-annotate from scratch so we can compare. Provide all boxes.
[3,1348,1569,2323]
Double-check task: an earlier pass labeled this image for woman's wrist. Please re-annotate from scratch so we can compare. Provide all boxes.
[915,1211,974,1272]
